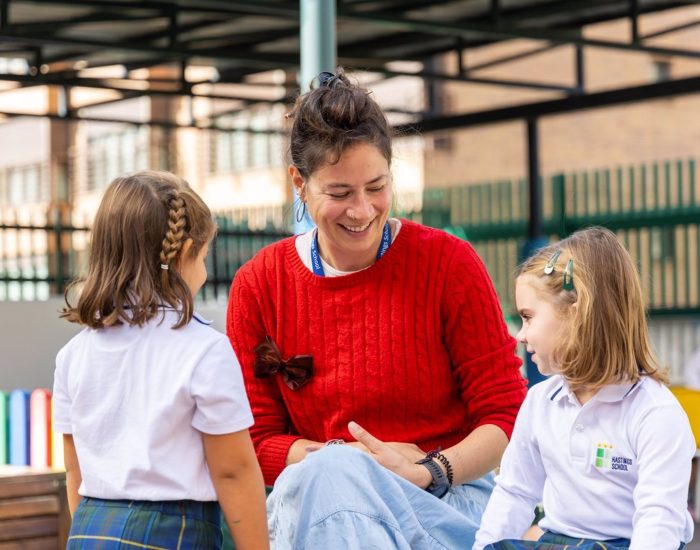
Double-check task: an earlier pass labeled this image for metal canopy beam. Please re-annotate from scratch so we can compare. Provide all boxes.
[394,74,700,134]
[0,73,291,103]
[464,44,562,73]
[0,108,285,132]
[0,30,298,67]
[0,0,696,129]
[378,68,576,94]
[335,8,700,60]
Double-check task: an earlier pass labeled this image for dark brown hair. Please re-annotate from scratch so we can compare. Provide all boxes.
[288,68,392,178]
[517,227,667,389]
[62,170,216,329]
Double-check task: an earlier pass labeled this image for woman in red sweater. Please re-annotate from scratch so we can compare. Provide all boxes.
[227,70,526,549]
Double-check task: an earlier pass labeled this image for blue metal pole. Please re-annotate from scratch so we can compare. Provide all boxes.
[293,0,336,234]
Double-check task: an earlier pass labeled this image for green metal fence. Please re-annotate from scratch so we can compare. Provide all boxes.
[3,157,700,313]
[404,158,700,316]
[0,216,290,302]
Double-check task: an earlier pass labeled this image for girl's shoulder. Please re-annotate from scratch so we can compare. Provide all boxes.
[631,376,684,410]
[56,327,92,365]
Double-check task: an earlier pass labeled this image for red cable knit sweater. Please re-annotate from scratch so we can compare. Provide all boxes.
[227,220,526,485]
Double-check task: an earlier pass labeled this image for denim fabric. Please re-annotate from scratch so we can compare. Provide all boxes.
[268,445,494,550]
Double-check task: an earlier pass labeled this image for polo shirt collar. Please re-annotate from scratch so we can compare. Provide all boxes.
[547,376,645,404]
[192,311,213,325]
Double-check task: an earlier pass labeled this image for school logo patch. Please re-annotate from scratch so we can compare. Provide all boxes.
[595,442,613,468]
[594,442,633,471]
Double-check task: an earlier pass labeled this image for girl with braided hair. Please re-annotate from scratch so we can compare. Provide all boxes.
[54,170,269,549]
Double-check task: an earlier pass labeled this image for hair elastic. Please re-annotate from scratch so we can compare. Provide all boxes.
[317,71,336,87]
[160,264,169,271]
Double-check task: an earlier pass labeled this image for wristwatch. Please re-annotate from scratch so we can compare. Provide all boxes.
[415,456,450,498]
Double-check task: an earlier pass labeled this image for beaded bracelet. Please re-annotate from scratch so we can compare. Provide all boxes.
[426,450,454,487]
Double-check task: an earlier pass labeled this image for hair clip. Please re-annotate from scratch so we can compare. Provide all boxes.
[544,249,561,275]
[160,264,169,271]
[317,71,336,87]
[563,258,574,291]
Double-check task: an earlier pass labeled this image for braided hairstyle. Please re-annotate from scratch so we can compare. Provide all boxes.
[62,170,216,329]
[159,194,187,284]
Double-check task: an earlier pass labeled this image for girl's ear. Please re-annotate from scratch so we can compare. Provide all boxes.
[569,301,578,318]
[177,238,194,270]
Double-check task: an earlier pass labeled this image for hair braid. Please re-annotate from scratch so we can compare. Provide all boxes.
[61,170,215,330]
[159,195,187,288]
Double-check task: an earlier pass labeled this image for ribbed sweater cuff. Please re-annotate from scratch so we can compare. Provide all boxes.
[259,435,303,485]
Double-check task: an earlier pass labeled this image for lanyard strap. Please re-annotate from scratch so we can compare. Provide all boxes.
[310,221,391,277]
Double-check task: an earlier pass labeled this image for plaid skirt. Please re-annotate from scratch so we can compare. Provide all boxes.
[67,497,223,549]
[484,532,632,550]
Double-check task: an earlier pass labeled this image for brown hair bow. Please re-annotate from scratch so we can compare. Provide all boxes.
[253,336,314,390]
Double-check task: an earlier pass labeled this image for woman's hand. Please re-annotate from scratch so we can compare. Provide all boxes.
[385,442,425,462]
[348,421,431,489]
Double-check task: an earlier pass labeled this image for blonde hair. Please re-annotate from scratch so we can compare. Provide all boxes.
[517,226,667,389]
[62,170,216,329]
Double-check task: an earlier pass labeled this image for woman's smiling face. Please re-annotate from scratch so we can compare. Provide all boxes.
[291,142,392,271]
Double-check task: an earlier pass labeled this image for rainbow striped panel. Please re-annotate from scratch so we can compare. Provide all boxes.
[51,432,64,469]
[0,391,8,464]
[9,389,30,465]
[30,389,52,468]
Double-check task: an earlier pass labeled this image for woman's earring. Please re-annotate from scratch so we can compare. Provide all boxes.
[295,201,307,223]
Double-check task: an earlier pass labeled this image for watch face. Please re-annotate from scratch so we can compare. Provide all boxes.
[417,457,449,497]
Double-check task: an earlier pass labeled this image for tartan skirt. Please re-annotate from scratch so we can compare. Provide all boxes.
[484,532,632,550]
[67,497,223,549]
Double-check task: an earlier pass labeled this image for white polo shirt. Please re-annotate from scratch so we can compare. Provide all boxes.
[474,374,695,550]
[53,308,253,502]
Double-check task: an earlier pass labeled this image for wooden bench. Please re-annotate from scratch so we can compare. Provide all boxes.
[0,467,70,549]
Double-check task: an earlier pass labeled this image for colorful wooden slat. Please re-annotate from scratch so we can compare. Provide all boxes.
[0,392,7,465]
[30,389,52,468]
[9,390,30,466]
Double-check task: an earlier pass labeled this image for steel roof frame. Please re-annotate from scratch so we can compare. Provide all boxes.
[0,0,696,124]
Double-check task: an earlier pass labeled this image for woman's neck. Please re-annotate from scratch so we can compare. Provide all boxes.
[316,220,392,272]
[317,234,378,272]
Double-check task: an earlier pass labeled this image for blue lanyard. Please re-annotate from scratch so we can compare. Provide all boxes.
[310,221,392,277]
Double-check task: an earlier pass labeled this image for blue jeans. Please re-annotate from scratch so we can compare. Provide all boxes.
[268,445,494,549]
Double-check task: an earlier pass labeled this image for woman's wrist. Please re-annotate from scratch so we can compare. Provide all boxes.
[413,448,456,497]
[426,450,454,486]
[286,438,321,465]
[413,462,433,489]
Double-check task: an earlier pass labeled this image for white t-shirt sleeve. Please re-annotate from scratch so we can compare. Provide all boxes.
[474,390,546,549]
[52,346,73,434]
[189,336,254,435]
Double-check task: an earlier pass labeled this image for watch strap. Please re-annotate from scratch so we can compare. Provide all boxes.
[415,457,450,498]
